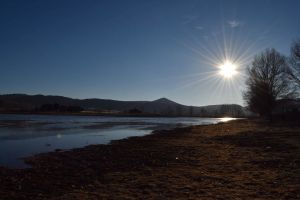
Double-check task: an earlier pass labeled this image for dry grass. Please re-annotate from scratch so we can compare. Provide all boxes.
[0,119,299,199]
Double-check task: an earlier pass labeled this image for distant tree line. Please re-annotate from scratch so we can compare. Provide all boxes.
[35,103,83,113]
[128,108,142,114]
[243,39,300,120]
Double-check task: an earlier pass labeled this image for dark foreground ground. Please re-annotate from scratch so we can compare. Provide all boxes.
[0,119,299,199]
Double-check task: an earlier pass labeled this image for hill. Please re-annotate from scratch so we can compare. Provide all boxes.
[0,94,247,117]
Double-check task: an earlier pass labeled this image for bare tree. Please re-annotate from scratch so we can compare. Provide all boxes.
[289,39,300,86]
[243,48,292,118]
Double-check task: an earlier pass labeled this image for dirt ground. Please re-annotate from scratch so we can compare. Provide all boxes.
[0,119,299,199]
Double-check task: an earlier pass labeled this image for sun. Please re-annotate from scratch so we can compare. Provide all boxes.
[219,61,237,78]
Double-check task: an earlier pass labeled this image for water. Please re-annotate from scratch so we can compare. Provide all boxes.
[0,114,235,168]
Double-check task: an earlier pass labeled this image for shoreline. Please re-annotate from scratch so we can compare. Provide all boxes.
[0,111,243,118]
[0,119,299,199]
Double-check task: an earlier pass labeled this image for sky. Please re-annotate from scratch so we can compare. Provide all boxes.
[0,0,299,106]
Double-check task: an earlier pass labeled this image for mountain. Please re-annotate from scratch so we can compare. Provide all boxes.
[0,94,247,117]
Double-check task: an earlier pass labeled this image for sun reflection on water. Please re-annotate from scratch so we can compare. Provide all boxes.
[219,117,235,122]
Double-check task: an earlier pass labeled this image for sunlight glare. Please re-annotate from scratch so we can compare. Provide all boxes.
[219,61,237,78]
[219,117,235,122]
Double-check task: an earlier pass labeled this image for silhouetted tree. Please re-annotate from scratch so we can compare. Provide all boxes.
[235,106,244,117]
[243,48,292,118]
[200,108,207,117]
[128,108,142,114]
[189,106,194,116]
[176,104,182,116]
[38,103,83,112]
[288,39,300,87]
[220,105,229,116]
[166,106,174,116]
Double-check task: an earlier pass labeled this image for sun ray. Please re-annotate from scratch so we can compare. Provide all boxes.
[167,18,276,105]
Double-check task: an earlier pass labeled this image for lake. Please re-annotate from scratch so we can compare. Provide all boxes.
[0,114,235,168]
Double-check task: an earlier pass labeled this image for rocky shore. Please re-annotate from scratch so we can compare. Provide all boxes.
[0,119,299,199]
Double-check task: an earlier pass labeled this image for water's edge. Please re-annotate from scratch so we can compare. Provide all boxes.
[0,114,236,168]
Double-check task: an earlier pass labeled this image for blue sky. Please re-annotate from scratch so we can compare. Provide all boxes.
[0,0,299,106]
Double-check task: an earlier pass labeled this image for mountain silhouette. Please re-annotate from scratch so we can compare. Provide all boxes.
[0,94,247,117]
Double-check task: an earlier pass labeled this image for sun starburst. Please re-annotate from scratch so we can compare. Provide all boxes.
[219,61,238,78]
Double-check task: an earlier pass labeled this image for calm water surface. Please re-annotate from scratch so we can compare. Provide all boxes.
[0,114,235,168]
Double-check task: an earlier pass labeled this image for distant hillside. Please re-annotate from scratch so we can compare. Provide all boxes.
[0,94,248,117]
